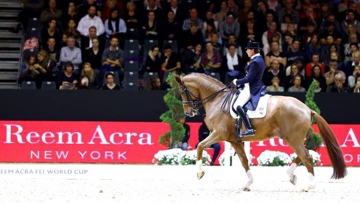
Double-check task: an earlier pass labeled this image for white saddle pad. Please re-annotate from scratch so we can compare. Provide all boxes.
[230,94,271,119]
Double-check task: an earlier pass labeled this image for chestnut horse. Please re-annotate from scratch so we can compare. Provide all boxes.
[174,73,347,191]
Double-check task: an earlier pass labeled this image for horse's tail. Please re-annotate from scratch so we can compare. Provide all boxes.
[311,111,347,179]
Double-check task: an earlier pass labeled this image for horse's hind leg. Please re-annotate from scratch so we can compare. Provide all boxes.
[289,144,315,191]
[287,156,302,185]
[230,142,253,191]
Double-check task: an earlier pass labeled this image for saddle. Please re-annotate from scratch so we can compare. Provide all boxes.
[232,85,267,113]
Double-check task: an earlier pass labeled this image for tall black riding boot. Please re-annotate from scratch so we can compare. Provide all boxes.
[234,116,242,142]
[236,106,255,137]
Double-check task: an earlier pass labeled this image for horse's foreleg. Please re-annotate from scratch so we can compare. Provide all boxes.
[196,130,222,180]
[287,156,301,185]
[231,142,253,191]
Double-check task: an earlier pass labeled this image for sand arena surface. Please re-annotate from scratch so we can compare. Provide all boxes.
[0,164,359,203]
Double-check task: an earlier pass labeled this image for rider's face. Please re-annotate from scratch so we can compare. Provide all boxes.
[246,49,255,57]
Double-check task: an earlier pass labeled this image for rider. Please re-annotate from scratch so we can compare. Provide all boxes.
[232,41,265,138]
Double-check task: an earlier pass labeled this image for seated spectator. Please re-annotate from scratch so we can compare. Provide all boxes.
[61,2,80,28]
[104,8,127,45]
[195,114,221,166]
[162,10,181,41]
[63,19,81,42]
[319,21,342,45]
[37,50,58,81]
[265,40,287,69]
[203,10,218,32]
[344,51,360,77]
[223,34,242,57]
[324,59,346,87]
[285,63,304,90]
[221,44,243,82]
[101,72,121,90]
[18,54,46,89]
[305,65,327,92]
[203,20,221,44]
[305,53,326,77]
[145,77,161,90]
[182,8,203,31]
[142,45,162,75]
[286,39,303,67]
[239,20,261,50]
[81,26,102,51]
[141,11,162,44]
[60,36,82,73]
[328,73,350,93]
[304,34,321,64]
[215,1,228,24]
[263,59,286,87]
[57,62,78,90]
[262,21,282,56]
[344,42,359,64]
[266,75,285,92]
[183,43,203,74]
[101,37,124,82]
[77,5,105,43]
[40,0,63,26]
[78,62,100,89]
[201,42,221,75]
[42,37,60,63]
[123,1,141,31]
[348,66,360,89]
[41,19,62,49]
[102,0,124,22]
[180,22,204,54]
[210,33,224,56]
[160,44,181,74]
[219,12,240,43]
[288,75,306,92]
[84,37,103,76]
[78,0,101,18]
[352,75,360,93]
[322,43,341,67]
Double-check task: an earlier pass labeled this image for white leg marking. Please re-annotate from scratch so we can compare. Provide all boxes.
[308,172,316,190]
[196,160,202,172]
[243,170,253,191]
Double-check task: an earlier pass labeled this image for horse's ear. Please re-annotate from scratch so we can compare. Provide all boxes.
[174,75,182,85]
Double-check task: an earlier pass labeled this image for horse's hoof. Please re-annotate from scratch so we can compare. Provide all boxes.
[242,187,251,192]
[197,171,205,180]
[290,175,297,185]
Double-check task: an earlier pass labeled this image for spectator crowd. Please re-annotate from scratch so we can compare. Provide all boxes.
[13,0,360,93]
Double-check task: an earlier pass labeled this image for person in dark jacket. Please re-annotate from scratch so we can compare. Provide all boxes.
[175,116,190,150]
[195,114,221,166]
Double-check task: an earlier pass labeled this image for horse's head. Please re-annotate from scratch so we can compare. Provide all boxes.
[175,75,201,117]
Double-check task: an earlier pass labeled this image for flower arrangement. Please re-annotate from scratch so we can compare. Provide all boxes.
[152,149,211,166]
[290,150,321,166]
[218,152,254,166]
[257,150,292,166]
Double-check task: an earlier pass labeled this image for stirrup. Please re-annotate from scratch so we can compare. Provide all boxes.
[241,129,255,137]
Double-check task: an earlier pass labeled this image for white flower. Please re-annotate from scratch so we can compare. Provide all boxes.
[289,150,321,166]
[257,150,291,166]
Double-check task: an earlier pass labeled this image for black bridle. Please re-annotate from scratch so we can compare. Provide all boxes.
[179,78,234,114]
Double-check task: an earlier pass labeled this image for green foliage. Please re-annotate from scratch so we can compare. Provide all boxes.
[159,72,186,148]
[304,79,323,151]
[261,156,289,166]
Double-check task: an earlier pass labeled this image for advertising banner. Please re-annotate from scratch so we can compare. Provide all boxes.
[250,124,360,166]
[0,121,358,166]
[0,121,223,164]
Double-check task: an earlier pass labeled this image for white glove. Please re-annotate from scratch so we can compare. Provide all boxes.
[232,79,237,86]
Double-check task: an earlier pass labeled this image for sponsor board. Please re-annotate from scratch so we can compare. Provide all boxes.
[0,121,223,164]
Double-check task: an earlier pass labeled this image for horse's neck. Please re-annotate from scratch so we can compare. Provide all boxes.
[196,78,224,109]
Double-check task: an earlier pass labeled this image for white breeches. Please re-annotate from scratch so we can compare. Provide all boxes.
[234,83,251,107]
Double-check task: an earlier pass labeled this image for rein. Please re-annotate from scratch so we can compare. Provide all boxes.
[220,85,237,114]
[181,78,236,114]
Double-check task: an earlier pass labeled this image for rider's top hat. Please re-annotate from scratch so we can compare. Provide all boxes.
[245,41,261,50]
